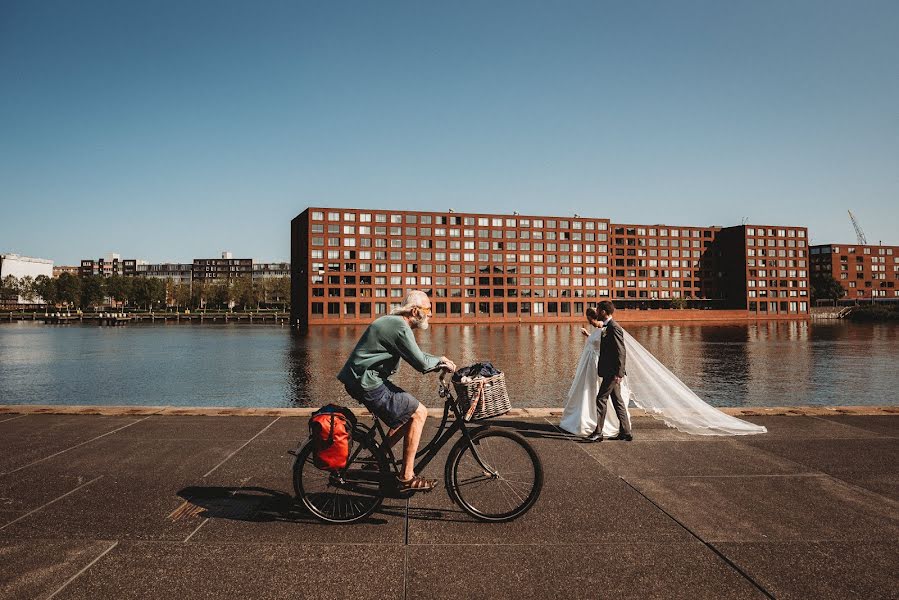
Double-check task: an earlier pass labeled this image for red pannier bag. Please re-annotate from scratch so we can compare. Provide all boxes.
[309,404,357,471]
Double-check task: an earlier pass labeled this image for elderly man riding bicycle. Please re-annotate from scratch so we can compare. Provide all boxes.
[337,290,456,492]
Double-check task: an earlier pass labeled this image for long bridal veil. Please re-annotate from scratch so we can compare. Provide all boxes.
[622,330,766,436]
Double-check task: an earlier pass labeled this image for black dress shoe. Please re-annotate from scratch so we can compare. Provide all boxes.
[585,432,604,443]
[611,432,633,441]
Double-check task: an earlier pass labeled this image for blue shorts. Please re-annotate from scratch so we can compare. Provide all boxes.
[345,381,420,429]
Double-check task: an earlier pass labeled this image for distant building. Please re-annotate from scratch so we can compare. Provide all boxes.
[811,243,899,301]
[0,253,54,304]
[139,263,194,285]
[717,225,810,315]
[80,253,146,277]
[192,251,252,282]
[52,265,80,277]
[252,262,291,280]
[289,208,810,326]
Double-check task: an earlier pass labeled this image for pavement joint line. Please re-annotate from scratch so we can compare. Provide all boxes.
[807,413,895,437]
[1,416,151,477]
[202,417,281,478]
[0,475,104,531]
[540,417,777,599]
[45,540,119,600]
[402,544,408,600]
[617,476,777,600]
[0,414,28,424]
[183,517,210,543]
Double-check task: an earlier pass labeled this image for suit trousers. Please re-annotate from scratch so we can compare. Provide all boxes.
[596,376,631,435]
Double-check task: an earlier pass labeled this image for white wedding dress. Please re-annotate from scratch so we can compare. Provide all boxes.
[560,328,766,436]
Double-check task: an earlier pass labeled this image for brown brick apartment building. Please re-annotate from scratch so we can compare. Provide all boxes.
[810,243,899,301]
[290,208,810,326]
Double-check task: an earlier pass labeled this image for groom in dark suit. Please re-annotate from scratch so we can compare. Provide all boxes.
[587,301,633,442]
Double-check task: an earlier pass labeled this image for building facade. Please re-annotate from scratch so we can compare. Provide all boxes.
[192,252,253,282]
[290,208,810,326]
[811,244,899,301]
[79,254,144,277]
[717,225,811,315]
[138,263,194,284]
[52,265,80,277]
[252,262,291,280]
[0,254,54,304]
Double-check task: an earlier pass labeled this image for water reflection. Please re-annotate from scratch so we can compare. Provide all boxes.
[1,321,897,408]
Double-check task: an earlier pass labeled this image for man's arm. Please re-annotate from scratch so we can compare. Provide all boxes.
[613,323,626,378]
[394,325,441,373]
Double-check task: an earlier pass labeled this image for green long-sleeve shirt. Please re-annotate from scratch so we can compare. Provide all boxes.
[337,315,440,395]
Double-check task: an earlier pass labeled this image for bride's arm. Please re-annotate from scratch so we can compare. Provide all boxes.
[581,327,590,337]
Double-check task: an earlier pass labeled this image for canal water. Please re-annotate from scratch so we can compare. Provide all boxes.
[0,321,896,408]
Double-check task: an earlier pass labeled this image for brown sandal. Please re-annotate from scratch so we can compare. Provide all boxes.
[396,475,437,492]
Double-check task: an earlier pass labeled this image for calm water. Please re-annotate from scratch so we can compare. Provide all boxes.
[0,321,897,408]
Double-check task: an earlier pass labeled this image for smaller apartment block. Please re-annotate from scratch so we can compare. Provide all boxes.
[811,244,899,301]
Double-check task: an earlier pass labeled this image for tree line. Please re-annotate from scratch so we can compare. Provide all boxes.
[1,274,291,311]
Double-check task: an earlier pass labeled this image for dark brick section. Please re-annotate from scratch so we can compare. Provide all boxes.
[0,413,895,599]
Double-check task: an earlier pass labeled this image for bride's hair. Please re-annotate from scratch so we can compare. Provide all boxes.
[585,307,598,321]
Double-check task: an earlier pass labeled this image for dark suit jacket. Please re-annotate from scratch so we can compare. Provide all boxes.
[597,318,626,378]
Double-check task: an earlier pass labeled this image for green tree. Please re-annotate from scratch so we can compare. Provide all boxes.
[811,274,846,303]
[271,276,291,308]
[173,283,191,309]
[106,275,132,307]
[208,280,230,309]
[2,275,21,303]
[232,276,255,310]
[148,278,166,308]
[19,276,36,303]
[669,296,688,310]
[56,273,82,307]
[191,281,207,309]
[80,275,106,309]
[33,275,58,306]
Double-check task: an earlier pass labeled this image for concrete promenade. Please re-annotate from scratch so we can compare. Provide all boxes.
[0,407,896,599]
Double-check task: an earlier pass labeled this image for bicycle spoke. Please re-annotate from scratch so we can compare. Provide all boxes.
[451,431,541,521]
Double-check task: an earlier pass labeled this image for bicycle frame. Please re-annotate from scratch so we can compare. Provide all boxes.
[344,377,499,485]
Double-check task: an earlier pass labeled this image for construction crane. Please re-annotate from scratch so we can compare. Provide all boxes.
[848,210,868,245]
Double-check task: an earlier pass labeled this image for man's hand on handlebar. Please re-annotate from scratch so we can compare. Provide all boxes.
[437,356,457,373]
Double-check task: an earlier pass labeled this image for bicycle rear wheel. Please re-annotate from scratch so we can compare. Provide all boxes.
[293,429,387,524]
[446,428,543,522]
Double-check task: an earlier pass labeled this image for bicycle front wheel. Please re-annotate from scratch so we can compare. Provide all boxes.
[446,428,543,522]
[293,430,386,524]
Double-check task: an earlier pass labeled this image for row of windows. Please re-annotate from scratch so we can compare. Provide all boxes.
[311,296,741,318]
[746,228,806,238]
[747,290,809,298]
[748,301,809,312]
[821,246,895,255]
[310,210,609,230]
[309,248,707,261]
[310,224,609,242]
[614,238,711,248]
[747,238,807,248]
[748,279,808,288]
[613,227,714,238]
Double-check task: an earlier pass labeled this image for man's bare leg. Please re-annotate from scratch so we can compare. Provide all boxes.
[385,403,428,481]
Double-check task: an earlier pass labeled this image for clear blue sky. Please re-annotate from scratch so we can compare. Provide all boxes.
[2,0,897,265]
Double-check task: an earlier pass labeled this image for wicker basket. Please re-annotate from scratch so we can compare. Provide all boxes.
[453,372,511,421]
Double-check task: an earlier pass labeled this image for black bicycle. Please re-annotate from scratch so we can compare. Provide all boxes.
[292,372,543,523]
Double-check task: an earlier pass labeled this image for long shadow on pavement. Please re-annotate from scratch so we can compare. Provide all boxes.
[177,486,392,525]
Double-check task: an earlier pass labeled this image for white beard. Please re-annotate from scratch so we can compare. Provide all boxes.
[413,316,430,330]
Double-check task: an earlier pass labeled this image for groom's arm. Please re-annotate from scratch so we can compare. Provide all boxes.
[613,324,626,378]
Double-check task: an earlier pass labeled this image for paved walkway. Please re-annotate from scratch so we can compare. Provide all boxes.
[0,410,896,599]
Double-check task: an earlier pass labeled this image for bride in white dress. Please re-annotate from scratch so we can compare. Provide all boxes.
[560,312,766,437]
